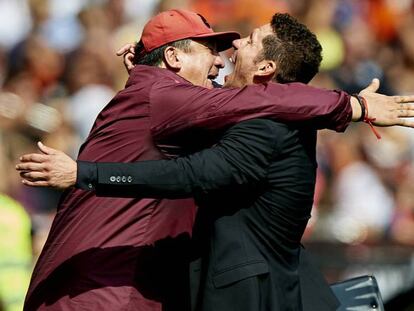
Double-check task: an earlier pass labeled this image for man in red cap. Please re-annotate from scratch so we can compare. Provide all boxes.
[22,11,241,311]
[20,9,414,311]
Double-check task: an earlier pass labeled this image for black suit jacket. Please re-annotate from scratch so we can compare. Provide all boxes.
[78,119,339,311]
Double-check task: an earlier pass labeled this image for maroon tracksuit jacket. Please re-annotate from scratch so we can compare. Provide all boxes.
[24,65,351,311]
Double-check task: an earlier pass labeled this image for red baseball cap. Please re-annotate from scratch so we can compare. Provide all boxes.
[140,9,240,52]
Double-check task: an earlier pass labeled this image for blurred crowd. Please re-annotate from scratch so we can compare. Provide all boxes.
[0,0,413,310]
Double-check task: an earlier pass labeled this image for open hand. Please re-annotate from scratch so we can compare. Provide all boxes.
[16,142,77,190]
[359,79,414,127]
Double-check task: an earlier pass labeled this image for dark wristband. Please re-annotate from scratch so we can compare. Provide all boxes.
[352,94,366,122]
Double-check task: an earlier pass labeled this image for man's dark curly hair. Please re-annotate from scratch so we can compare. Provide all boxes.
[257,13,322,84]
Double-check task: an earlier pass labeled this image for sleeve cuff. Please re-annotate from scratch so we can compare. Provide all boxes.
[76,161,98,191]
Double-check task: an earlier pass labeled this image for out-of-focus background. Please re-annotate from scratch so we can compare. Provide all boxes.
[0,0,413,310]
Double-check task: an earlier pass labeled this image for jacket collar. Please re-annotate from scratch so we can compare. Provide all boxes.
[125,65,190,88]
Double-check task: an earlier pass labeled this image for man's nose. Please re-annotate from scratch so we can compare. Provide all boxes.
[215,54,225,68]
[232,39,240,49]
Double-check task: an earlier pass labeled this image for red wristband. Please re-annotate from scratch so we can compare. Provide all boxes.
[360,95,381,140]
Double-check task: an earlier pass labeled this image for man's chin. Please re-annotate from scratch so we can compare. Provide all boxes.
[200,79,214,89]
[206,80,215,89]
[223,78,241,88]
[223,75,233,88]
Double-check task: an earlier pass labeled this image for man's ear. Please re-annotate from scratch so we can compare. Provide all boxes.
[255,60,277,80]
[163,46,182,70]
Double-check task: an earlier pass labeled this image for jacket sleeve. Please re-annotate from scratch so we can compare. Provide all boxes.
[150,80,352,142]
[78,119,279,198]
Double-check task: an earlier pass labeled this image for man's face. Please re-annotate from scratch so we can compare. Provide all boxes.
[178,39,224,89]
[224,24,273,88]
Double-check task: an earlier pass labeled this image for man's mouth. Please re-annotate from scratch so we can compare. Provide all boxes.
[208,74,217,82]
[206,74,217,88]
[229,51,237,64]
[208,74,217,81]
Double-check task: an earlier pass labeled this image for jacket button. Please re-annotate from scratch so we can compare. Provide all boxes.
[110,176,116,182]
[116,176,121,182]
[127,176,132,183]
[121,176,127,182]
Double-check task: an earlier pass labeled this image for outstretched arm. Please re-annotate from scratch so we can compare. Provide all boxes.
[117,43,414,136]
[17,120,278,196]
[150,78,414,142]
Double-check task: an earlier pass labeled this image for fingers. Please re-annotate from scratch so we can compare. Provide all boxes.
[18,153,49,164]
[18,143,59,163]
[393,95,414,103]
[396,103,414,110]
[16,162,47,172]
[397,109,414,117]
[22,179,50,187]
[397,119,414,128]
[20,171,48,181]
[116,43,135,56]
[117,43,135,55]
[125,53,135,71]
[37,141,57,155]
[362,78,380,93]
